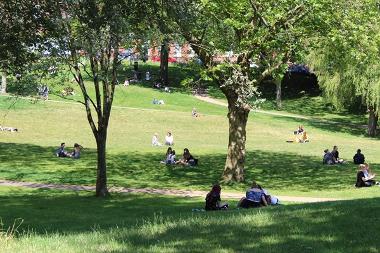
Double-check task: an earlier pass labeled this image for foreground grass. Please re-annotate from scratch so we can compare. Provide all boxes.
[0,186,379,253]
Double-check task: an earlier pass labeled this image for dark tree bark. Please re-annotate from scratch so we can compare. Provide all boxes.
[96,129,109,197]
[160,39,169,86]
[221,88,250,182]
[275,78,282,110]
[368,106,378,137]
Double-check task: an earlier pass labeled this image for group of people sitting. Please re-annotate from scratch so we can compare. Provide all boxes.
[323,145,345,165]
[152,131,174,146]
[355,163,379,187]
[205,181,279,211]
[55,142,83,159]
[293,125,309,143]
[162,147,198,166]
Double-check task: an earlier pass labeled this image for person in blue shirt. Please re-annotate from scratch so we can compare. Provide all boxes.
[238,181,268,208]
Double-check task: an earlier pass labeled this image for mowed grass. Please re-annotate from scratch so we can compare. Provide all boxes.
[0,186,380,253]
[1,87,380,198]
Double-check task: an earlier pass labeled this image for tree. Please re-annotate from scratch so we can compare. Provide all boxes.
[167,0,328,182]
[45,0,147,196]
[0,0,48,93]
[308,0,380,137]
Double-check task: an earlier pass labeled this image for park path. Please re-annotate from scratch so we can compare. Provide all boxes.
[194,95,367,129]
[195,95,309,119]
[0,179,340,203]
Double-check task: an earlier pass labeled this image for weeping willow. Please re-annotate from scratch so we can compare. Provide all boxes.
[308,0,380,114]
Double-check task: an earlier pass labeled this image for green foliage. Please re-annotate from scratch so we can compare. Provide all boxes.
[308,0,380,112]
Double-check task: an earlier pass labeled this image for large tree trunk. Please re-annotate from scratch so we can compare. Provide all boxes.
[96,129,110,197]
[222,92,250,183]
[275,78,282,110]
[160,39,169,86]
[1,71,7,94]
[368,106,378,137]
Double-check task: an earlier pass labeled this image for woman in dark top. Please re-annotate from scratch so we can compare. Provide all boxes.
[205,184,228,211]
[177,148,197,166]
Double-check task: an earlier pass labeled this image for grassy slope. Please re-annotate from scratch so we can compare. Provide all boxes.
[0,186,379,253]
[1,88,380,199]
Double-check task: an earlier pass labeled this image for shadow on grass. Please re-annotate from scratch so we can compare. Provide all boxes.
[0,142,366,193]
[111,197,380,252]
[0,186,379,252]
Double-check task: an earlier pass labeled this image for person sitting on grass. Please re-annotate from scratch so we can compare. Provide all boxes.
[176,148,198,166]
[355,163,377,187]
[353,149,365,164]
[165,131,174,146]
[294,125,304,135]
[331,145,344,164]
[56,142,68,157]
[205,184,229,211]
[192,107,199,117]
[168,150,176,164]
[161,147,172,164]
[296,131,309,143]
[68,143,82,159]
[152,133,162,146]
[323,149,334,165]
[237,181,268,208]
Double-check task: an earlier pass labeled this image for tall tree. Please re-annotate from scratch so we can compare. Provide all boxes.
[308,0,380,137]
[46,0,147,196]
[0,0,48,93]
[167,0,328,182]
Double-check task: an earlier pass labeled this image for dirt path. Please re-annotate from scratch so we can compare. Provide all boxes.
[195,95,309,119]
[0,179,340,203]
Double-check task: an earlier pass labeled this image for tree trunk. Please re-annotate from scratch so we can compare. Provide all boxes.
[160,39,169,86]
[222,94,250,183]
[368,106,378,137]
[1,71,7,94]
[275,78,282,110]
[96,129,110,197]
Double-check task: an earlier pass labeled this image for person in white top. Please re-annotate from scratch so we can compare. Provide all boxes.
[152,133,162,146]
[165,131,174,146]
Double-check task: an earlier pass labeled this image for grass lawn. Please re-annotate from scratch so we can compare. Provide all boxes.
[0,186,379,253]
[1,64,380,252]
[1,85,380,198]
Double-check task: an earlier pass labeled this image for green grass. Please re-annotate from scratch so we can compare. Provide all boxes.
[1,64,380,252]
[1,89,380,198]
[0,186,379,253]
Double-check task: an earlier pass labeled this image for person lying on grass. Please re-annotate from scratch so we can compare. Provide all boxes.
[176,148,197,166]
[356,163,377,187]
[205,184,228,211]
[0,126,18,132]
[237,181,268,208]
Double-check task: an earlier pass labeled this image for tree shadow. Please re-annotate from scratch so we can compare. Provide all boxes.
[109,197,380,252]
[1,187,379,252]
[0,142,369,194]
